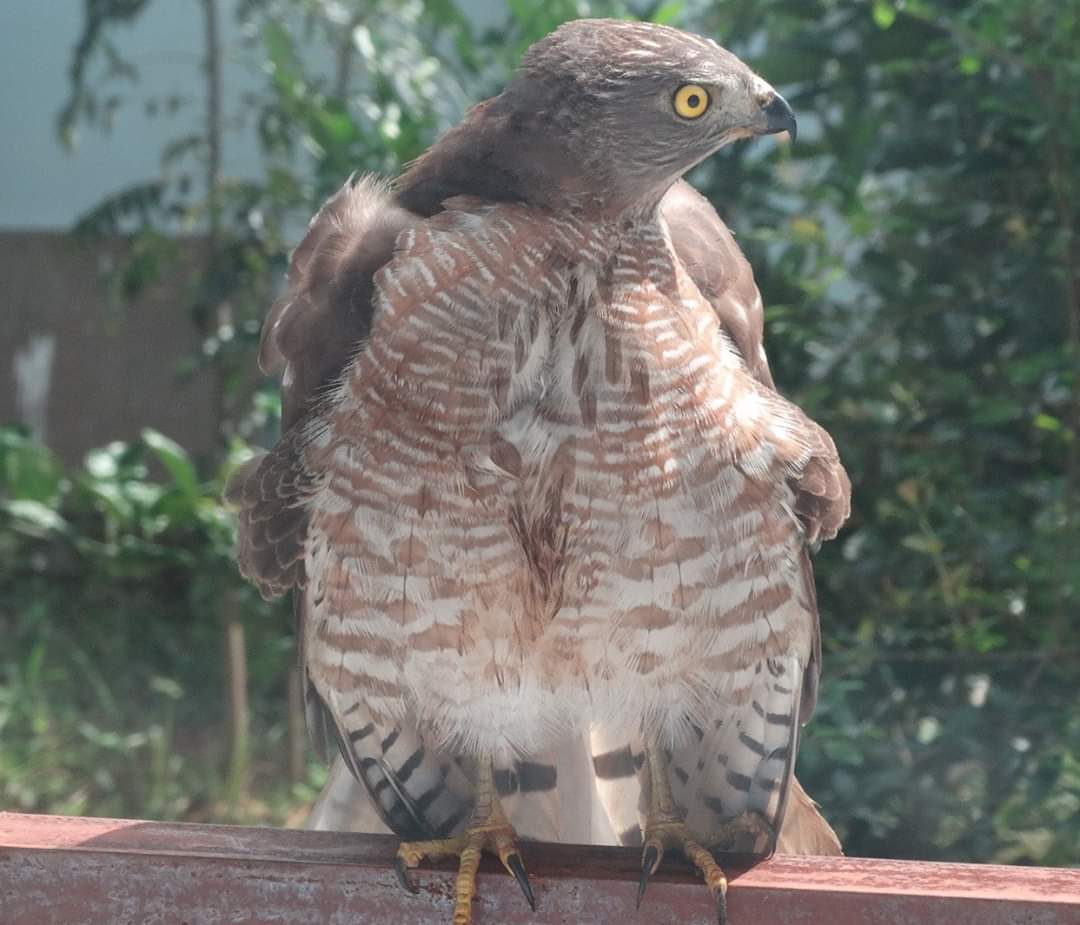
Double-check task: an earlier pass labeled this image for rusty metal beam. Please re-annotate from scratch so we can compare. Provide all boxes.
[2,812,1078,924]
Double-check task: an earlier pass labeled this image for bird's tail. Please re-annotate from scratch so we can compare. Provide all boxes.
[775,775,842,855]
[305,746,840,855]
[306,754,387,833]
[306,738,620,845]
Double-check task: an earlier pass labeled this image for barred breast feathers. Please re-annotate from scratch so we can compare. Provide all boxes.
[233,189,850,764]
[231,192,848,618]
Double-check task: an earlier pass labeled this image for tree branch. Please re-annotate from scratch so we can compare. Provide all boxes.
[200,0,223,248]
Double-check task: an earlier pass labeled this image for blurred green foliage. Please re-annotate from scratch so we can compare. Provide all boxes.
[3,0,1077,863]
[0,426,324,822]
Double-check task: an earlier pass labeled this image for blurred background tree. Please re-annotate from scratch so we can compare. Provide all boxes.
[1,0,1076,864]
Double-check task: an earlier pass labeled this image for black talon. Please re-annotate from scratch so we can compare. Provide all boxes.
[506,852,536,911]
[716,883,728,925]
[394,856,419,894]
[637,844,660,909]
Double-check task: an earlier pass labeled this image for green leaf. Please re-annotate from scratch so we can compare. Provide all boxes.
[650,2,684,25]
[149,676,184,700]
[971,399,1023,426]
[823,738,865,766]
[1034,413,1062,432]
[901,534,943,555]
[872,0,897,29]
[0,429,65,503]
[3,499,70,534]
[959,55,982,75]
[141,430,198,499]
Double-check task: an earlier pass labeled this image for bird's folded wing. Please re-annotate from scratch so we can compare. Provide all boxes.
[663,178,851,716]
[226,175,417,600]
[260,174,419,431]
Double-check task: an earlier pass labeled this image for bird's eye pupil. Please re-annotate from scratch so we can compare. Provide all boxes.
[687,94,700,108]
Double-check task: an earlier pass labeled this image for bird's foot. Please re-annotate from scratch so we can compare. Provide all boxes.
[395,819,534,925]
[712,808,774,855]
[637,809,774,923]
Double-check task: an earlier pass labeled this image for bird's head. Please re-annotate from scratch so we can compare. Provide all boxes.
[501,19,795,215]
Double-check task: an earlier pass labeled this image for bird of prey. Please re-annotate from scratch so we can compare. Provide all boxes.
[229,18,849,924]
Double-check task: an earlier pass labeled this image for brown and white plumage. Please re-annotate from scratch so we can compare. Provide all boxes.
[230,17,848,915]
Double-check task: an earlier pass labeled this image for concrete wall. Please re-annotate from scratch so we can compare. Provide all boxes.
[0,231,220,465]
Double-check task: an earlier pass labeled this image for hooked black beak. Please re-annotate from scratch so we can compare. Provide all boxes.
[762,92,797,144]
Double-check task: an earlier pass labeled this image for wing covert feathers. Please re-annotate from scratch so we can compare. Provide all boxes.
[260,174,418,429]
[663,180,773,387]
[793,424,851,546]
[225,427,318,600]
[663,180,850,545]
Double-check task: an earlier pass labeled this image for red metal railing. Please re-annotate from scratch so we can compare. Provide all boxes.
[2,812,1078,924]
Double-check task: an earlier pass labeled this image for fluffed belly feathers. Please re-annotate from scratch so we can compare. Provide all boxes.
[304,405,813,759]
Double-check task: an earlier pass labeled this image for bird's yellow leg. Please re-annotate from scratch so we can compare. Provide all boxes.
[395,759,534,925]
[637,747,770,925]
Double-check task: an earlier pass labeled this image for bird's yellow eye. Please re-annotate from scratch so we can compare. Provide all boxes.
[673,84,710,119]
